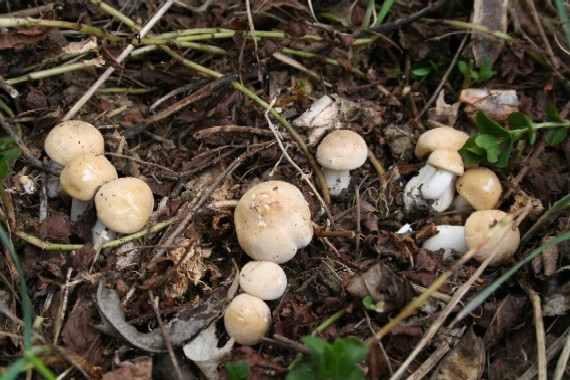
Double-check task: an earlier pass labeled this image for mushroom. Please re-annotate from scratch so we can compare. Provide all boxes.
[404,149,464,213]
[414,128,470,160]
[93,177,154,242]
[234,181,313,264]
[464,210,520,266]
[44,120,105,167]
[421,225,467,260]
[59,153,118,221]
[239,261,287,300]
[315,130,368,196]
[223,293,271,345]
[454,167,502,212]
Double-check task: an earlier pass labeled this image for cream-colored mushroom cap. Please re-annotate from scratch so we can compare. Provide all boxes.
[464,210,520,266]
[427,148,464,176]
[234,181,313,264]
[316,130,368,170]
[240,261,287,300]
[224,293,271,345]
[44,120,105,166]
[415,128,469,160]
[60,153,118,201]
[456,167,502,210]
[95,177,154,234]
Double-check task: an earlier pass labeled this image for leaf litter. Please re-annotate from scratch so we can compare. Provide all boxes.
[0,0,569,379]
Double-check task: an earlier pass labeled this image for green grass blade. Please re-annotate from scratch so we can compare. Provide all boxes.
[0,224,32,349]
[373,0,394,27]
[454,229,570,323]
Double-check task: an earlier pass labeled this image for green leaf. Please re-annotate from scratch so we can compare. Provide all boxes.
[475,111,510,138]
[411,67,433,77]
[0,161,8,181]
[545,127,568,146]
[1,147,21,160]
[225,360,250,380]
[330,338,368,367]
[545,104,565,123]
[495,137,515,168]
[362,296,374,310]
[474,135,502,163]
[507,112,536,143]
[478,57,497,82]
[457,60,468,74]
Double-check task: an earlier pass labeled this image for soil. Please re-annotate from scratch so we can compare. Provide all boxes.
[0,0,569,379]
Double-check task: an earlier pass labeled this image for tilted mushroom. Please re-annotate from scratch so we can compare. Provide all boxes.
[421,225,467,260]
[234,181,313,264]
[93,177,154,242]
[315,130,368,196]
[239,261,287,300]
[224,293,272,345]
[404,148,464,213]
[464,210,520,266]
[59,153,118,221]
[454,167,502,212]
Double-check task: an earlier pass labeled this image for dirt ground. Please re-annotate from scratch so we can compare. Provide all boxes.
[0,0,569,379]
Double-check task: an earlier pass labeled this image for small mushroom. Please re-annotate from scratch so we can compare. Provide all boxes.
[223,293,271,345]
[44,120,105,167]
[234,181,313,264]
[239,261,287,300]
[404,149,464,213]
[93,177,154,242]
[60,153,118,221]
[454,167,502,211]
[414,128,470,160]
[421,225,467,260]
[316,130,368,196]
[464,210,520,266]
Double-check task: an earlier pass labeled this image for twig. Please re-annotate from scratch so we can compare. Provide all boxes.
[519,278,547,380]
[149,291,184,380]
[63,0,175,121]
[0,112,60,175]
[415,35,468,120]
[0,73,19,98]
[520,326,570,380]
[525,0,559,69]
[264,99,334,223]
[554,326,570,380]
[122,72,237,138]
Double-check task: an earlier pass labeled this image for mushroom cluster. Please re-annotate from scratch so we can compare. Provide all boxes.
[404,128,519,266]
[404,128,469,213]
[44,120,155,242]
[224,180,313,345]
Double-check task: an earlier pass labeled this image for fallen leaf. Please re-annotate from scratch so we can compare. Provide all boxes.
[431,327,485,380]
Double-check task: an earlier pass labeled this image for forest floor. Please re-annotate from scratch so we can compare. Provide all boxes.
[0,0,569,379]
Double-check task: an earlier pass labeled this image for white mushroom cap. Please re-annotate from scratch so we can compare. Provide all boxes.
[60,153,118,201]
[426,149,464,176]
[234,181,313,264]
[224,293,271,345]
[464,210,520,266]
[94,177,154,234]
[240,261,287,300]
[456,167,502,210]
[316,130,368,171]
[44,120,105,166]
[415,128,469,160]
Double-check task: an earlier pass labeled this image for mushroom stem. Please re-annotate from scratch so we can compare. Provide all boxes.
[421,169,456,199]
[321,167,350,197]
[92,219,116,243]
[70,199,89,222]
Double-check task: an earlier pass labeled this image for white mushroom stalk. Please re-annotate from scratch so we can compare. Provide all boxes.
[404,149,464,213]
[421,225,467,260]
